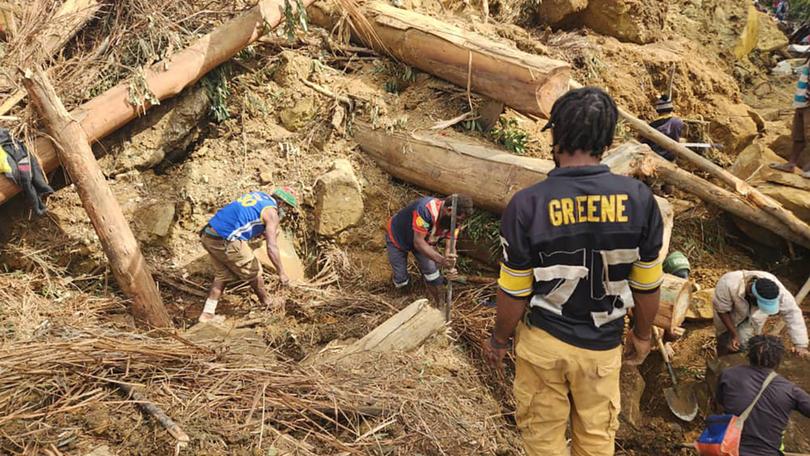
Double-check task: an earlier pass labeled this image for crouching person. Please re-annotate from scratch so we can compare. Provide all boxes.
[385,194,473,303]
[198,188,298,322]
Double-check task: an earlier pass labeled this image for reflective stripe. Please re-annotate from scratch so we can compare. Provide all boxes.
[394,278,410,288]
[600,248,640,265]
[533,264,589,282]
[424,270,441,281]
[501,263,532,277]
[629,260,664,291]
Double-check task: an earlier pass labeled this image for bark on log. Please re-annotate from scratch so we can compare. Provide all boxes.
[308,1,570,118]
[0,0,102,116]
[0,0,315,205]
[22,68,171,328]
[342,299,445,355]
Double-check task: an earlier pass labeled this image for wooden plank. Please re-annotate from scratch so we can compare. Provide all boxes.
[342,299,445,354]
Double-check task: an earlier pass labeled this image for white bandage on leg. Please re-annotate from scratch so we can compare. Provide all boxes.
[203,298,218,315]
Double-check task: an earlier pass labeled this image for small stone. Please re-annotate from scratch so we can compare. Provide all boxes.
[135,202,176,238]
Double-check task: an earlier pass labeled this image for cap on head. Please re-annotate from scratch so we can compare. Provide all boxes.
[752,278,780,315]
[655,95,674,113]
[273,186,299,208]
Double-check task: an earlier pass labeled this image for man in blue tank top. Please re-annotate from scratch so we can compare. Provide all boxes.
[198,187,299,323]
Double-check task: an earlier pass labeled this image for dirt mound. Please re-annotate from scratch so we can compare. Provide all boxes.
[578,0,668,44]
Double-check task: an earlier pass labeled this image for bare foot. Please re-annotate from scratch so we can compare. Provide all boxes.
[770,162,798,173]
[198,312,215,323]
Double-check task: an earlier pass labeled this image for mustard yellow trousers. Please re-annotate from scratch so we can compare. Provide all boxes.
[514,323,622,456]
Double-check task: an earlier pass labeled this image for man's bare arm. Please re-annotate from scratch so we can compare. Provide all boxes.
[262,209,287,282]
[413,232,446,266]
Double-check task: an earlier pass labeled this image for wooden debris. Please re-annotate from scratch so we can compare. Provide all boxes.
[308,1,571,117]
[0,0,317,206]
[113,382,190,443]
[22,68,171,328]
[653,274,693,331]
[341,299,445,355]
[0,0,102,116]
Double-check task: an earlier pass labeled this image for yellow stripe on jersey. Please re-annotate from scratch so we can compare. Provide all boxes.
[0,149,11,175]
[499,262,533,297]
[629,259,664,291]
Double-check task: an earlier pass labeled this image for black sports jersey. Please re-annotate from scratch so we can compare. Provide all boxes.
[498,165,664,350]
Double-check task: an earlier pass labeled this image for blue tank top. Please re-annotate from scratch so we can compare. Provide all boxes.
[208,192,277,241]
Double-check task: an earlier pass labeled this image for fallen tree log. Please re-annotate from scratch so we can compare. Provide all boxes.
[0,0,315,206]
[0,0,102,116]
[341,299,445,355]
[23,68,171,327]
[308,1,570,118]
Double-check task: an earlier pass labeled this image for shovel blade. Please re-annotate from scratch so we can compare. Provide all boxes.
[664,385,699,422]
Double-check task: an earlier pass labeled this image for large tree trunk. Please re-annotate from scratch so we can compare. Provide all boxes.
[0,0,315,206]
[308,1,570,118]
[23,68,171,328]
[0,0,102,116]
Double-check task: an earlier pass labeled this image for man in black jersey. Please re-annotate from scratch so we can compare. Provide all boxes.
[484,87,664,456]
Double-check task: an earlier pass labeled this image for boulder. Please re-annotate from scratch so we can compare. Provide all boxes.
[134,202,176,239]
[279,96,317,132]
[98,86,210,175]
[579,0,667,45]
[730,142,810,247]
[707,96,759,154]
[537,0,589,25]
[314,159,364,236]
[272,50,313,88]
[756,11,788,53]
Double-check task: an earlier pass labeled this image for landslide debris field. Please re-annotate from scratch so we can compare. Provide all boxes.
[1,0,809,455]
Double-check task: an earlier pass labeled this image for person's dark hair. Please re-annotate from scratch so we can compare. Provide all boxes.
[747,335,785,369]
[444,194,474,218]
[753,278,780,300]
[543,87,618,157]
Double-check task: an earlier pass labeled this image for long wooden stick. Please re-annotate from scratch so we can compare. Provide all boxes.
[114,381,190,443]
[445,194,457,322]
[0,0,316,206]
[796,274,810,306]
[22,67,171,327]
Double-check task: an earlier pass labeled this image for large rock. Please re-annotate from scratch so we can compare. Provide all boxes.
[279,96,317,132]
[272,50,313,88]
[133,202,176,240]
[579,0,667,44]
[537,0,589,25]
[314,159,364,236]
[707,96,759,154]
[756,11,788,53]
[98,86,210,175]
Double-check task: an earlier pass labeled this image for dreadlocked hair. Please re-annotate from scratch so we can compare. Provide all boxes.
[747,335,785,369]
[546,87,618,157]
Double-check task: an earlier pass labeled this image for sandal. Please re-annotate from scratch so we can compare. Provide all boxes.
[770,162,799,173]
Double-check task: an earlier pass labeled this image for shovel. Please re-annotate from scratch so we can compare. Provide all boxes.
[654,327,698,422]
